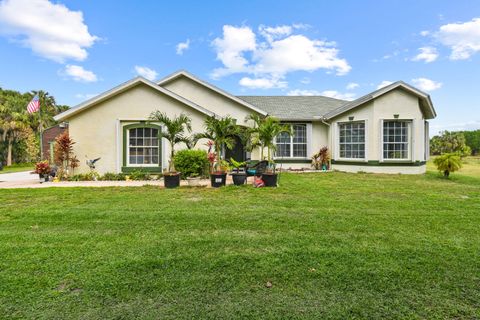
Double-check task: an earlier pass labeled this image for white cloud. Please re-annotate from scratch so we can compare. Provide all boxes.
[176,39,190,55]
[412,47,439,63]
[63,65,97,82]
[134,65,158,81]
[239,76,287,89]
[346,82,359,90]
[287,89,355,100]
[377,80,393,89]
[75,93,97,100]
[300,77,310,84]
[412,78,442,91]
[435,17,480,60]
[420,30,430,36]
[0,0,98,63]
[211,24,351,86]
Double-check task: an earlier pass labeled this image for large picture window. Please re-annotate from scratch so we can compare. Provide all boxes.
[338,122,365,159]
[275,124,308,158]
[383,121,410,160]
[127,126,160,166]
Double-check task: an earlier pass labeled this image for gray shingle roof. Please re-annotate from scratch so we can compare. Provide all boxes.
[236,96,347,120]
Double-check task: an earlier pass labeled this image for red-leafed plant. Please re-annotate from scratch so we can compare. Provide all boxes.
[34,160,51,176]
[54,132,77,179]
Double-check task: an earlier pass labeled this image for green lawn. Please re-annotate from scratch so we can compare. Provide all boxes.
[0,163,34,174]
[1,169,479,319]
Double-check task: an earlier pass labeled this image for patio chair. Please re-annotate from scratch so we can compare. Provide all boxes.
[246,160,269,177]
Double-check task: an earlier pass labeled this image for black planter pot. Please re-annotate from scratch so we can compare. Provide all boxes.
[43,174,50,182]
[210,172,227,188]
[231,173,247,186]
[164,173,180,188]
[262,173,278,187]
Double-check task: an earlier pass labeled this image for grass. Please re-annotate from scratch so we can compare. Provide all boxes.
[0,162,34,174]
[0,166,479,319]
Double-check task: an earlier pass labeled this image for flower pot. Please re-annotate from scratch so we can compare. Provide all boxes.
[164,173,180,188]
[43,174,50,182]
[261,173,278,187]
[187,177,202,187]
[231,173,247,186]
[210,172,227,188]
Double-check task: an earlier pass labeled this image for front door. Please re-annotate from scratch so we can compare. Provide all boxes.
[225,135,246,162]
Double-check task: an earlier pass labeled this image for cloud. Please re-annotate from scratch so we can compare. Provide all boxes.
[300,77,310,84]
[239,76,287,89]
[211,24,351,87]
[134,65,158,80]
[63,65,97,82]
[287,89,355,100]
[435,17,480,60]
[412,47,439,63]
[75,93,97,100]
[412,78,442,91]
[0,0,98,63]
[176,39,190,55]
[346,82,359,90]
[420,30,430,37]
[377,80,393,89]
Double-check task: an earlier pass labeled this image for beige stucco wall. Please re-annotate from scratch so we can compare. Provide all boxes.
[329,88,428,174]
[68,83,208,174]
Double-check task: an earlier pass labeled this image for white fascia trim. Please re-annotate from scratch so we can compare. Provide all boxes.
[157,70,268,116]
[54,76,216,122]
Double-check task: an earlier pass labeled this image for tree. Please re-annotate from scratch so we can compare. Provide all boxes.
[430,131,470,157]
[433,153,462,178]
[462,130,480,155]
[149,111,192,172]
[54,132,78,179]
[194,116,239,171]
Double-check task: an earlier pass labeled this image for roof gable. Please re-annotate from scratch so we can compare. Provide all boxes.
[157,70,268,116]
[54,77,215,122]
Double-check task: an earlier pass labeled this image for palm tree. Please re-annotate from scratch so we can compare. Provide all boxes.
[246,114,291,162]
[149,111,192,172]
[433,153,462,178]
[195,115,239,171]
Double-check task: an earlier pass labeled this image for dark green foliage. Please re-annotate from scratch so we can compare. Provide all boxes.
[129,169,152,181]
[100,172,127,181]
[173,149,209,178]
[462,130,480,155]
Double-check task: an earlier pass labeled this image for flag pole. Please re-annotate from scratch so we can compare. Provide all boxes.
[38,96,43,161]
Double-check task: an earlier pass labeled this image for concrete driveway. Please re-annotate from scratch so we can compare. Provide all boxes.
[0,170,39,188]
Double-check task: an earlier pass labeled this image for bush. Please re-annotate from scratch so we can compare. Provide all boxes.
[433,153,462,178]
[174,149,209,178]
[68,171,100,181]
[128,170,152,181]
[100,172,126,181]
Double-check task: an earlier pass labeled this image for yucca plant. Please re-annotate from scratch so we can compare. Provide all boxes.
[149,111,192,173]
[433,153,462,178]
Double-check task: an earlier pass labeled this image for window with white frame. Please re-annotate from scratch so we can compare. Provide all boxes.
[338,122,365,159]
[127,127,160,165]
[275,124,308,158]
[382,120,411,160]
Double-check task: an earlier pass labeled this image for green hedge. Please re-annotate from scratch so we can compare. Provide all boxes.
[174,149,209,178]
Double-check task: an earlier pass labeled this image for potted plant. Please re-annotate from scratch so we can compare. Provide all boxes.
[229,158,247,185]
[312,146,330,171]
[34,160,51,182]
[195,116,239,187]
[149,111,192,188]
[247,115,291,187]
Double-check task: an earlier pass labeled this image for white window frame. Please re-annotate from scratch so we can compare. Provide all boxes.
[337,120,367,161]
[126,126,160,167]
[274,123,311,159]
[381,119,413,162]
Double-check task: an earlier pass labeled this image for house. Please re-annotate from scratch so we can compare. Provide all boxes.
[53,70,436,175]
[41,123,68,163]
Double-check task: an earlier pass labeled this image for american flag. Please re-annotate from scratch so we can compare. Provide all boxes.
[27,95,40,113]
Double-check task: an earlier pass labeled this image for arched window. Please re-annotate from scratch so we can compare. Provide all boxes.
[123,123,161,168]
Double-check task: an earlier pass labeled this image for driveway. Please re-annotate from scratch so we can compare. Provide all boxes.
[0,170,38,187]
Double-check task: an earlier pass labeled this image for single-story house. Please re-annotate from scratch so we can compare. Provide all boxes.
[54,70,436,175]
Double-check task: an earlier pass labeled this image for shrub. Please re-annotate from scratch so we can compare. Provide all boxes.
[34,161,51,175]
[68,171,100,181]
[100,172,126,181]
[311,146,330,170]
[129,170,152,181]
[433,153,462,178]
[174,149,209,178]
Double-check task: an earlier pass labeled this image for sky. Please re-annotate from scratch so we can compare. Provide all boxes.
[0,0,479,135]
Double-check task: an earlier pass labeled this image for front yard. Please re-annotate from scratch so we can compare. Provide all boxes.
[0,169,479,319]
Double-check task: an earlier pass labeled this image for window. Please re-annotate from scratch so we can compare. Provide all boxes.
[338,122,365,159]
[274,124,308,158]
[383,121,410,160]
[127,126,160,166]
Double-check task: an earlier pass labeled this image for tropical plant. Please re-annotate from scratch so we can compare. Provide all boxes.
[174,149,209,178]
[34,160,51,176]
[149,111,192,173]
[430,131,471,157]
[230,158,246,170]
[195,115,239,172]
[433,153,462,178]
[53,131,77,179]
[312,146,330,170]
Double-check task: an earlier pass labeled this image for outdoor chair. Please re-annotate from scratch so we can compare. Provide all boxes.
[246,160,269,177]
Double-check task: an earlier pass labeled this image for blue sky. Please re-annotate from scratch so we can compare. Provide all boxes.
[0,0,479,134]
